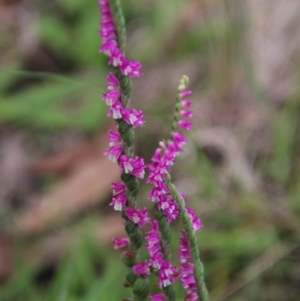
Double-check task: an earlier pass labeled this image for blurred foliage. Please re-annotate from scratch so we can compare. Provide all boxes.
[0,71,106,132]
[0,0,299,301]
[0,234,130,301]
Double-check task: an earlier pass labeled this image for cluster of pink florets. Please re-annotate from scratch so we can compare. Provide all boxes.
[103,73,148,223]
[99,1,203,300]
[179,231,200,301]
[142,89,203,301]
[134,219,179,289]
[99,0,149,226]
[98,0,142,78]
[114,86,203,301]
[146,91,197,225]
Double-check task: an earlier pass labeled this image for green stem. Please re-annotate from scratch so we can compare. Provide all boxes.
[170,95,181,135]
[108,0,126,52]
[155,206,172,261]
[170,75,189,137]
[165,173,209,301]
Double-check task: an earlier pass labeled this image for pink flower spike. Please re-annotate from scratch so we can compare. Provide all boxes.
[99,40,117,56]
[99,11,112,22]
[100,13,113,25]
[102,90,120,106]
[111,182,126,196]
[151,148,162,164]
[149,294,165,301]
[106,73,119,90]
[99,6,112,16]
[147,168,165,184]
[149,252,163,269]
[125,207,149,227]
[133,262,150,276]
[185,293,199,301]
[159,141,167,150]
[122,109,145,128]
[181,100,193,108]
[178,230,201,298]
[130,157,146,179]
[108,130,121,146]
[180,191,188,201]
[107,100,123,119]
[108,48,125,67]
[158,261,179,288]
[179,231,190,263]
[113,237,129,249]
[181,274,197,292]
[98,2,110,12]
[168,140,182,156]
[163,149,175,166]
[181,262,194,274]
[172,132,187,147]
[180,90,192,98]
[120,60,142,78]
[120,156,146,179]
[145,221,160,244]
[99,31,115,44]
[103,145,123,163]
[186,208,203,231]
[180,109,193,119]
[119,155,133,173]
[178,120,192,131]
[109,193,127,211]
[99,21,115,35]
[158,198,179,223]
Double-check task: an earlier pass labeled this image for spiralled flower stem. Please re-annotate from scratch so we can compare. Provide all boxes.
[108,0,133,154]
[146,76,194,301]
[108,0,126,52]
[101,1,148,300]
[108,0,141,117]
[165,173,209,301]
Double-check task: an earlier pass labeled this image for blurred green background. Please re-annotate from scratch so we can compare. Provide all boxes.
[0,0,300,300]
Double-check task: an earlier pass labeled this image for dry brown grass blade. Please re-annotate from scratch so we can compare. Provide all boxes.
[18,214,125,268]
[30,123,114,175]
[30,138,104,175]
[12,156,119,234]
